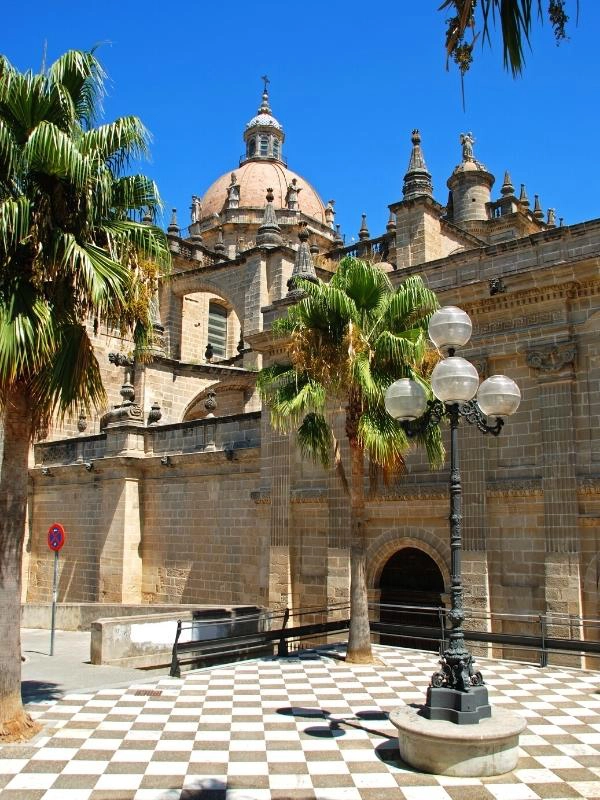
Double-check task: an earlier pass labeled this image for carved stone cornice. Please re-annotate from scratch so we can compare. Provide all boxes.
[487,479,543,497]
[291,489,327,503]
[526,340,577,374]
[369,486,448,502]
[250,490,271,504]
[465,277,600,319]
[578,477,600,495]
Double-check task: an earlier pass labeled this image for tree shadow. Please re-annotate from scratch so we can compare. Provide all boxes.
[21,680,63,704]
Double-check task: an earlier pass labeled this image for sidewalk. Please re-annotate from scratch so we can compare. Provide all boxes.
[3,640,600,799]
[21,628,158,704]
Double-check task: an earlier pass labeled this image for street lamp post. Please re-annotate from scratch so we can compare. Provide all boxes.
[384,306,521,725]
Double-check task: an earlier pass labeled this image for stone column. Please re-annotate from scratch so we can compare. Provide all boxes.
[527,341,582,657]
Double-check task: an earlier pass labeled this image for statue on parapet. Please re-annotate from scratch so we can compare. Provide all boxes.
[226,172,240,209]
[460,132,475,161]
[191,195,202,223]
[286,178,302,210]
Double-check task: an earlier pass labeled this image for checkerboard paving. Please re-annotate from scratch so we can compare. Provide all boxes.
[3,645,600,800]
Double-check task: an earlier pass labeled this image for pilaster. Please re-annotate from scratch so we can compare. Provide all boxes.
[99,475,142,603]
[527,341,582,629]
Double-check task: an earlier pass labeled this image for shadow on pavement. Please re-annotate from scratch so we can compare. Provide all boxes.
[21,680,63,704]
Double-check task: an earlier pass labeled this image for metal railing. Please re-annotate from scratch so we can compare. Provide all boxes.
[169,601,600,676]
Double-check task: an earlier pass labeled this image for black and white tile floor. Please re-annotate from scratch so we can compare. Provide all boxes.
[3,646,600,800]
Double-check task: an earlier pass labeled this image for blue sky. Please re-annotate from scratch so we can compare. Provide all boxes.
[3,1,599,240]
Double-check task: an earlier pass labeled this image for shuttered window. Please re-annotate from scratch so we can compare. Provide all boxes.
[208,303,227,358]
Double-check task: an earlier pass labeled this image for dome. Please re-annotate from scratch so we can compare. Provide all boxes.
[201,161,326,224]
[245,113,282,132]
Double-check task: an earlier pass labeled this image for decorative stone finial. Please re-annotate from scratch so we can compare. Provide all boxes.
[204,389,217,418]
[148,402,162,426]
[334,224,344,246]
[120,372,135,405]
[205,342,214,363]
[519,184,530,209]
[533,195,544,221]
[547,208,556,227]
[214,225,226,255]
[501,171,514,196]
[142,207,152,225]
[402,129,433,200]
[167,208,180,235]
[386,210,397,232]
[256,188,283,247]
[77,408,87,434]
[358,213,370,241]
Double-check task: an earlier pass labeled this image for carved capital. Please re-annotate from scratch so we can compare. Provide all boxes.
[526,341,576,374]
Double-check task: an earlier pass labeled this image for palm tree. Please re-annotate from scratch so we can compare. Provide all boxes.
[257,258,443,663]
[441,0,571,76]
[0,50,170,740]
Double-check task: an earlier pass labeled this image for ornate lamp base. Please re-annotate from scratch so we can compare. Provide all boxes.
[422,685,492,725]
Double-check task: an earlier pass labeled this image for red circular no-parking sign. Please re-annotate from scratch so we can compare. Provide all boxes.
[47,523,66,552]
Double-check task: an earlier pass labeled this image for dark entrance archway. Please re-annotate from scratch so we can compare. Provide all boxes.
[378,547,444,651]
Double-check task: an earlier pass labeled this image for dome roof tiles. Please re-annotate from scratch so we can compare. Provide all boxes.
[201,160,326,223]
[245,113,283,131]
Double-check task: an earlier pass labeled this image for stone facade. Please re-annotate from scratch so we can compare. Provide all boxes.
[20,87,600,661]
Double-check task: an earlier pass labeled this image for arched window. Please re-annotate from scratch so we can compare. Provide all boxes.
[259,136,268,156]
[208,302,227,358]
[248,137,256,157]
[273,139,280,160]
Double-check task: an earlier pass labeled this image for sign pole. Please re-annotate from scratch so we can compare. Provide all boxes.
[50,550,59,657]
[46,522,66,657]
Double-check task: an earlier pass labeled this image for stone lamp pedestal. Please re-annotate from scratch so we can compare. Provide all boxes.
[390,705,526,777]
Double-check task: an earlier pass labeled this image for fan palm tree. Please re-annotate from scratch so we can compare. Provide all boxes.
[0,50,170,740]
[257,258,443,663]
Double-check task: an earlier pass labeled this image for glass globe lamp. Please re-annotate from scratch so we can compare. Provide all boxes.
[428,306,473,350]
[384,379,428,421]
[431,357,479,404]
[477,375,521,417]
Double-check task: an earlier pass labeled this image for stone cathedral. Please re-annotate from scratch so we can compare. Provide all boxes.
[21,83,600,649]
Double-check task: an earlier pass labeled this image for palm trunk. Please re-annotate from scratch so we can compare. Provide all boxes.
[345,440,373,663]
[0,386,38,740]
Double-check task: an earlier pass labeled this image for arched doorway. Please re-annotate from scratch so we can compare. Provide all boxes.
[378,547,444,651]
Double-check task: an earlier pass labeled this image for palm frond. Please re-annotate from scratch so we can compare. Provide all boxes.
[47,50,105,127]
[357,408,410,471]
[110,175,162,213]
[80,117,150,170]
[102,220,171,271]
[24,121,90,187]
[55,234,129,310]
[350,349,380,407]
[0,118,19,184]
[0,284,53,385]
[297,412,333,467]
[373,328,427,370]
[31,318,106,420]
[0,197,31,259]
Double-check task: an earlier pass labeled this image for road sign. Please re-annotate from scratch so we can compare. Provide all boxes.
[47,523,66,552]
